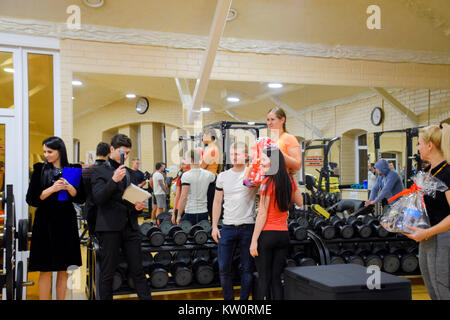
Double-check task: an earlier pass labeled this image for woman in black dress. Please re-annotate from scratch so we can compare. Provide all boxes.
[26,137,85,300]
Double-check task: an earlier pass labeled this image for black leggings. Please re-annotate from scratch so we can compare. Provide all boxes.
[254,230,289,300]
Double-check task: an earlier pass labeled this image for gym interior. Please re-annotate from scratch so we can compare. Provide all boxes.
[0,0,449,302]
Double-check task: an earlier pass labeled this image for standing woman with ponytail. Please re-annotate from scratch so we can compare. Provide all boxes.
[403,123,450,300]
[26,137,85,300]
[250,147,303,300]
[266,107,302,175]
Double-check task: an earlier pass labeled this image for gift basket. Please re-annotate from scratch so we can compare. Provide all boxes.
[243,137,276,188]
[380,171,447,233]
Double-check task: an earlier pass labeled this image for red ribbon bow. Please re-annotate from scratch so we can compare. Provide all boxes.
[388,182,422,204]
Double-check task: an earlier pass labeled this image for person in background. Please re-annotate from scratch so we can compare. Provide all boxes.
[171,158,190,225]
[176,149,216,225]
[212,142,257,300]
[152,162,169,219]
[266,107,302,176]
[131,158,146,188]
[82,142,110,235]
[388,160,398,173]
[201,128,221,221]
[26,136,85,300]
[365,159,404,206]
[403,123,450,300]
[250,146,303,300]
[91,134,151,300]
[367,162,377,191]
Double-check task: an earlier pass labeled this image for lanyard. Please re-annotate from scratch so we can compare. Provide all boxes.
[432,162,447,177]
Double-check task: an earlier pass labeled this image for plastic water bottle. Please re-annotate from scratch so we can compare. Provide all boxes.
[402,208,421,233]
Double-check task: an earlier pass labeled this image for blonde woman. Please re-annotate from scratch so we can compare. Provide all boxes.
[403,123,450,300]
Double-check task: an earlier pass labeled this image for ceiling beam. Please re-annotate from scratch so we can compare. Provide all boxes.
[371,87,419,125]
[270,96,323,138]
[225,109,244,122]
[174,78,193,106]
[188,0,232,123]
[223,85,303,111]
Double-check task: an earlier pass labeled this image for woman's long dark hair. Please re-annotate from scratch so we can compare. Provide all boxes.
[42,136,69,168]
[263,146,292,212]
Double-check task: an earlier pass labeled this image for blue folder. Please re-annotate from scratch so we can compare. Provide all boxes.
[58,167,82,201]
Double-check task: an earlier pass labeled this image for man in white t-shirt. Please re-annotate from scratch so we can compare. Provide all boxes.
[211,142,257,300]
[177,149,216,225]
[152,162,168,218]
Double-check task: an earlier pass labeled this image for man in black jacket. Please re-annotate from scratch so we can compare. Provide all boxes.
[91,134,151,300]
[82,141,110,235]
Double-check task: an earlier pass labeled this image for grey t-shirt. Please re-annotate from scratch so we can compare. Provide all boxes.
[181,168,216,214]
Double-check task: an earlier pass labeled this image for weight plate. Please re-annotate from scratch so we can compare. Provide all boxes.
[294,228,307,241]
[299,257,316,267]
[322,226,336,240]
[140,222,153,237]
[179,220,192,233]
[330,256,345,265]
[18,219,28,252]
[365,256,383,269]
[340,225,354,239]
[348,256,364,266]
[383,255,400,273]
[150,269,169,288]
[359,225,372,238]
[159,220,172,235]
[197,220,212,233]
[15,261,23,300]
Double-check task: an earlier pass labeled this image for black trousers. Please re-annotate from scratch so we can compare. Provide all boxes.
[96,224,151,300]
[254,231,289,300]
[207,181,216,221]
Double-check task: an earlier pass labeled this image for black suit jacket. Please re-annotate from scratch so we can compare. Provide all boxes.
[91,158,141,232]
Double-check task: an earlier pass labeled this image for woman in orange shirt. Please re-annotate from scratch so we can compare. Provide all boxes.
[266,107,302,175]
[171,158,190,225]
[250,146,303,300]
[201,128,221,220]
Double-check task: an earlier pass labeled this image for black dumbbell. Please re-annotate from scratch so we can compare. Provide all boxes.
[191,258,214,285]
[355,248,383,269]
[288,221,308,241]
[159,221,187,245]
[329,215,354,239]
[140,222,165,247]
[329,255,345,265]
[372,247,400,273]
[148,263,169,289]
[154,251,172,268]
[173,250,192,265]
[312,216,336,240]
[347,216,372,238]
[292,251,316,266]
[170,261,193,287]
[285,258,297,268]
[339,249,364,266]
[113,261,128,291]
[189,224,209,245]
[362,215,389,238]
[390,247,419,273]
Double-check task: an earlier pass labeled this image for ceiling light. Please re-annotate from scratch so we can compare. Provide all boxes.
[72,97,75,100]
[200,107,210,112]
[227,96,240,103]
[3,68,14,73]
[227,8,238,21]
[126,93,136,99]
[268,83,283,89]
[72,80,83,86]
[83,0,104,8]
[247,122,255,125]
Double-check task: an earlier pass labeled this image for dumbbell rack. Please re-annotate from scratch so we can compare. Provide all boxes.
[320,234,421,276]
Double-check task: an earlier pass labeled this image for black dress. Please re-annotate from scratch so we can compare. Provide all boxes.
[26,162,85,272]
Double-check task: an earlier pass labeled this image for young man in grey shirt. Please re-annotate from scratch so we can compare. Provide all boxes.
[212,142,257,300]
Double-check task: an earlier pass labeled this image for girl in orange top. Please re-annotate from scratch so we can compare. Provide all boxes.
[250,146,303,300]
[266,107,302,175]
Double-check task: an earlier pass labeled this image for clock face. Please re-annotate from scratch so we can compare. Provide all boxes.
[136,97,149,114]
[371,107,383,126]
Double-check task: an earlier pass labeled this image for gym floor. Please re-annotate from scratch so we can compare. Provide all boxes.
[24,216,431,300]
